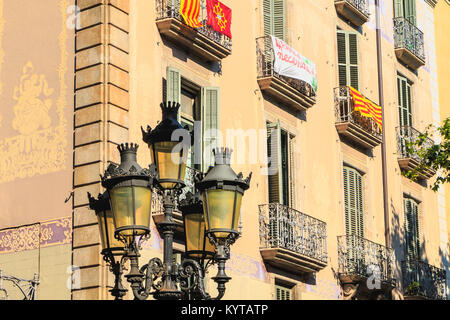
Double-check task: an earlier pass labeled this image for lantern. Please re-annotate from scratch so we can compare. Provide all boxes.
[142,101,190,190]
[195,148,251,240]
[179,192,215,261]
[101,143,153,244]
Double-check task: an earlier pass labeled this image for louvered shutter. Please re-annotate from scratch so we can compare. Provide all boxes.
[288,136,295,209]
[273,0,286,41]
[397,75,412,127]
[263,0,286,41]
[394,0,404,18]
[201,87,220,172]
[167,66,181,121]
[275,285,291,300]
[404,0,417,26]
[343,166,364,270]
[404,198,420,261]
[267,121,283,204]
[337,31,359,90]
[343,166,364,237]
[337,31,347,87]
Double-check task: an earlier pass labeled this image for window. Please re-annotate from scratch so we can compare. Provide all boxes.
[263,0,286,40]
[266,121,295,207]
[275,283,292,300]
[337,30,359,90]
[165,67,220,172]
[343,166,364,238]
[394,0,417,25]
[404,197,420,261]
[397,74,413,128]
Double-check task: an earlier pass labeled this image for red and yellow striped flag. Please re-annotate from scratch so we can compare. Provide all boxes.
[180,0,203,28]
[348,86,383,131]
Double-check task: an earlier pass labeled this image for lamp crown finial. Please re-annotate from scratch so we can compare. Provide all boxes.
[117,142,139,154]
[213,147,233,165]
[160,101,181,119]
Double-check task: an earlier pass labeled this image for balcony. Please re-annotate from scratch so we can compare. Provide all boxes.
[152,166,200,239]
[258,203,327,274]
[338,235,396,299]
[393,17,425,69]
[334,0,370,26]
[155,0,232,62]
[256,36,316,112]
[396,126,436,180]
[402,260,447,300]
[334,86,382,149]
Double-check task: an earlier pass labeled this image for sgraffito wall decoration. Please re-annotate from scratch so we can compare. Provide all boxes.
[0,0,68,185]
[0,217,72,254]
[0,0,4,128]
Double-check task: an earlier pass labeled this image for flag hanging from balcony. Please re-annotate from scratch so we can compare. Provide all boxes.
[270,36,318,93]
[348,86,383,131]
[180,0,203,28]
[206,0,232,38]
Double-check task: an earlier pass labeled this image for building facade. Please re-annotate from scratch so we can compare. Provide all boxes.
[0,0,448,300]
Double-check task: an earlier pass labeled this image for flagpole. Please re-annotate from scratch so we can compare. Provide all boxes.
[375,0,391,248]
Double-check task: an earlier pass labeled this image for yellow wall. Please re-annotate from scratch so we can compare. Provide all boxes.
[124,0,447,299]
[435,0,450,297]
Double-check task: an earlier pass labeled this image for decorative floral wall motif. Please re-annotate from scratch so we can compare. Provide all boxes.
[0,217,72,254]
[0,0,68,184]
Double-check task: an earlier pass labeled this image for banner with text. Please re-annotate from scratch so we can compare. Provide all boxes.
[271,35,318,93]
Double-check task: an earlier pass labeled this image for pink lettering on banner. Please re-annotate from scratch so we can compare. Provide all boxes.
[271,35,318,92]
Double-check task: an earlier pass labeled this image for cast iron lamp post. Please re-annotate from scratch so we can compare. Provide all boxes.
[89,101,251,300]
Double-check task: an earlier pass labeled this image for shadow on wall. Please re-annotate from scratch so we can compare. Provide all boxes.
[390,196,448,299]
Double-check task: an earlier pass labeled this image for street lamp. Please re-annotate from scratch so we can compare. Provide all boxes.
[88,191,127,300]
[101,143,154,245]
[89,101,251,300]
[195,147,251,298]
[142,101,189,190]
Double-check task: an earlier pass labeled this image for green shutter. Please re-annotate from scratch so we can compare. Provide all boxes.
[267,121,283,204]
[337,30,359,90]
[343,166,364,238]
[275,285,291,300]
[167,66,181,121]
[263,0,286,41]
[288,135,295,209]
[263,0,273,37]
[201,87,220,172]
[397,75,412,127]
[394,0,416,25]
[404,0,417,25]
[394,0,404,18]
[404,198,420,261]
[273,0,286,41]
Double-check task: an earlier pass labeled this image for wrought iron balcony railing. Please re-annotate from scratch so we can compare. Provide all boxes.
[393,17,425,62]
[259,203,328,265]
[335,0,370,17]
[334,86,382,144]
[402,259,447,300]
[396,126,434,161]
[343,0,370,17]
[256,36,317,103]
[155,0,232,51]
[337,235,396,287]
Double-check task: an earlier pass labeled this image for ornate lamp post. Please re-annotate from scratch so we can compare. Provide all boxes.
[89,101,251,300]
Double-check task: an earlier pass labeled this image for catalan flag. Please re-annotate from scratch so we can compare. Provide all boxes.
[348,86,383,131]
[180,0,203,28]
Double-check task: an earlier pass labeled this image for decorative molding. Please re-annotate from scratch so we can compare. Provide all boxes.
[0,217,72,254]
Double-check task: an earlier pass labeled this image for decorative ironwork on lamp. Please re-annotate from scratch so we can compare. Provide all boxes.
[88,101,252,301]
